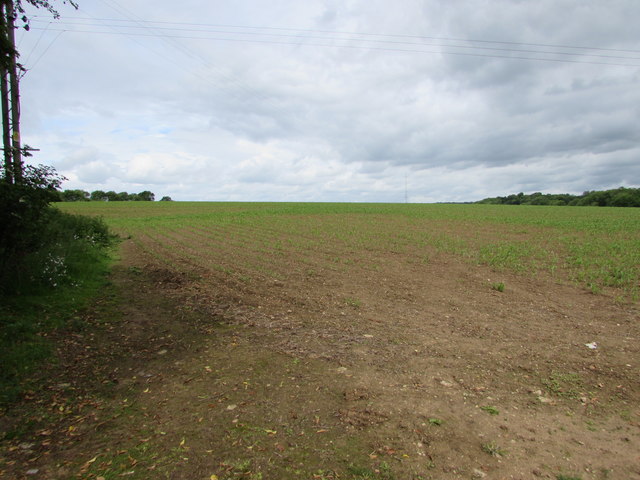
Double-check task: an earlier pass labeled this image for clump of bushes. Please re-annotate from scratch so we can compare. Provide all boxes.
[0,165,113,293]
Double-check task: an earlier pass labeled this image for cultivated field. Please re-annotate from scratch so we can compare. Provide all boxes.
[63,202,640,301]
[5,202,640,479]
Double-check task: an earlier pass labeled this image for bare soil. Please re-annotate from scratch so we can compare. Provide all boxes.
[1,237,639,480]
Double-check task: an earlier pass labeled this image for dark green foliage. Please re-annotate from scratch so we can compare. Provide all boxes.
[137,190,155,201]
[1,164,113,293]
[608,190,640,207]
[477,187,640,207]
[58,189,156,201]
[0,204,113,292]
[90,189,107,201]
[1,165,64,283]
[59,188,89,201]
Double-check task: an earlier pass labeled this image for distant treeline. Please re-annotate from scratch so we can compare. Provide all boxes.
[56,190,173,202]
[477,187,640,207]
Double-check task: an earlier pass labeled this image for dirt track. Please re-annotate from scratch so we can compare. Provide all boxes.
[1,236,639,479]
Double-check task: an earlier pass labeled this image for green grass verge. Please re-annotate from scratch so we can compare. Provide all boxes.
[0,220,115,407]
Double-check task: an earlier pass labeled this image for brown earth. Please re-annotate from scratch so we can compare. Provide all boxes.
[1,236,639,480]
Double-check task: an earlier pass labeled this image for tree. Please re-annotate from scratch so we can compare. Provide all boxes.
[104,191,118,202]
[610,190,640,207]
[529,194,551,206]
[137,190,155,201]
[115,191,130,201]
[160,196,173,202]
[90,190,107,201]
[60,189,89,201]
[476,187,640,207]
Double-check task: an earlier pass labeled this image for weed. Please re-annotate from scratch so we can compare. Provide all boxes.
[313,470,339,480]
[345,297,362,308]
[585,420,598,432]
[346,465,377,478]
[480,405,499,415]
[346,462,394,479]
[490,282,505,292]
[542,372,583,399]
[556,475,582,480]
[428,418,443,426]
[619,409,632,421]
[481,441,506,457]
[378,462,393,478]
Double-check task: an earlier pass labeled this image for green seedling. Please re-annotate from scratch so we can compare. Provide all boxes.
[481,441,506,457]
[480,405,499,415]
[345,297,362,308]
[542,372,583,399]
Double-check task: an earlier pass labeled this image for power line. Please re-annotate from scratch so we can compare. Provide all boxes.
[29,19,640,62]
[29,30,65,71]
[23,21,53,66]
[74,0,287,111]
[30,15,640,55]
[94,0,202,64]
[67,1,258,103]
[29,25,640,68]
[22,3,271,112]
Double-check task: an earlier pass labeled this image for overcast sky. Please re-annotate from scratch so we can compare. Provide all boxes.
[16,0,640,202]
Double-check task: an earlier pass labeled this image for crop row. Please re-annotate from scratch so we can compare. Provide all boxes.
[58,203,640,301]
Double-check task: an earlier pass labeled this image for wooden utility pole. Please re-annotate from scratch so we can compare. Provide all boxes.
[6,0,22,183]
[1,71,11,183]
[0,0,13,183]
[0,0,24,184]
[0,0,75,184]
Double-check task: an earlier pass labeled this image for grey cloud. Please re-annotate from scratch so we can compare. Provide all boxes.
[16,0,640,201]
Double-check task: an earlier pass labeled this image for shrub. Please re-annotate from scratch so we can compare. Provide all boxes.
[0,164,114,293]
